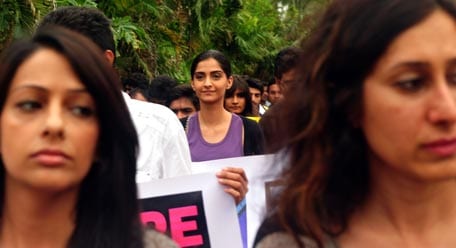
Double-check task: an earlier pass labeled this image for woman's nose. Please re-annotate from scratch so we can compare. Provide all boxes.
[427,81,456,125]
[42,104,64,139]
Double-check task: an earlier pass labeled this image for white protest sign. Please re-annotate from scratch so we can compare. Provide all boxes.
[138,172,242,248]
[191,154,285,248]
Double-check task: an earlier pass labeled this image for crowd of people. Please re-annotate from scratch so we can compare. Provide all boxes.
[0,0,455,247]
[122,63,289,122]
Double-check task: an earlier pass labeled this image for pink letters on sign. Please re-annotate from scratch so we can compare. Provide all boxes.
[140,211,167,233]
[169,205,203,247]
[140,205,204,247]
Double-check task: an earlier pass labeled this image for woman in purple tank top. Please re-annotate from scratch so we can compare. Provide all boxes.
[185,49,263,204]
[186,50,265,248]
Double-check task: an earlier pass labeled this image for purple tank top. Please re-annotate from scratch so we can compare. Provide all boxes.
[187,113,243,162]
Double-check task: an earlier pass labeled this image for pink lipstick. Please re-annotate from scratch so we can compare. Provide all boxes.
[422,138,456,157]
[31,149,71,167]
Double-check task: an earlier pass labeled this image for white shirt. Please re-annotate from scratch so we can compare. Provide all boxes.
[259,104,268,116]
[122,93,192,182]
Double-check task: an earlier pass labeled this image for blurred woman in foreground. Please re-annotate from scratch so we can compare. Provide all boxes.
[255,0,456,247]
[0,27,176,247]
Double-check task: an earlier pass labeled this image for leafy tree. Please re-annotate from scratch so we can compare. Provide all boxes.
[1,0,329,83]
[0,0,56,52]
[273,0,331,41]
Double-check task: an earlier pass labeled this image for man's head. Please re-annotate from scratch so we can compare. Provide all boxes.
[166,84,199,119]
[38,6,116,65]
[246,77,263,107]
[121,72,150,94]
[267,81,282,106]
[274,47,301,94]
[149,75,179,105]
[262,84,268,104]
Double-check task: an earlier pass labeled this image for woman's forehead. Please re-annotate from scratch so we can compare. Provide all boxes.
[195,58,223,72]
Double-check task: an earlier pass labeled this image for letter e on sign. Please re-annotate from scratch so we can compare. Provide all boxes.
[169,205,203,246]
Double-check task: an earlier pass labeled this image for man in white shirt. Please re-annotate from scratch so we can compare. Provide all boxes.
[123,93,192,182]
[39,6,192,181]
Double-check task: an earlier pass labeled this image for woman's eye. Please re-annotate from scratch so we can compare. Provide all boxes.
[446,72,456,85]
[16,101,41,112]
[212,73,222,80]
[195,74,205,81]
[395,77,425,92]
[71,106,95,118]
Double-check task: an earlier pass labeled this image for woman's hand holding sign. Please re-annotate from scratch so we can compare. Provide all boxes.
[216,167,248,204]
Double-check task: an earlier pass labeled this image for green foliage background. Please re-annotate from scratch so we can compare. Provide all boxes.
[0,0,329,83]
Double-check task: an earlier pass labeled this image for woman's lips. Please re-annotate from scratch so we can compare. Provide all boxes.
[31,150,71,167]
[422,138,456,157]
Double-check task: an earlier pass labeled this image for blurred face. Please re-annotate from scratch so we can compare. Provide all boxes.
[225,89,246,114]
[262,85,268,103]
[0,48,99,192]
[131,91,148,102]
[191,58,232,105]
[278,69,297,95]
[361,10,456,182]
[249,87,261,107]
[170,97,196,119]
[268,83,283,105]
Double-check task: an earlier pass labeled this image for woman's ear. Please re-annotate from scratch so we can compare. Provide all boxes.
[104,50,115,66]
[227,76,233,89]
[190,80,196,91]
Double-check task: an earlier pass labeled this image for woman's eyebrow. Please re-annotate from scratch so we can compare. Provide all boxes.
[388,61,429,72]
[10,84,48,93]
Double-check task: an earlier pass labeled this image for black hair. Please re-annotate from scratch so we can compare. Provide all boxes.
[166,84,200,111]
[128,87,150,101]
[121,72,150,93]
[246,77,264,95]
[38,6,116,61]
[225,75,253,116]
[190,50,232,79]
[148,75,179,105]
[273,47,302,80]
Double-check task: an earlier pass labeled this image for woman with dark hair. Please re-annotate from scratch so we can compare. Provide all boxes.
[182,49,264,204]
[224,75,254,117]
[255,0,456,247]
[0,27,176,247]
[185,50,264,246]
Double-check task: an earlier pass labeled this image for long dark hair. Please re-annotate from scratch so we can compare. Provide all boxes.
[269,0,456,246]
[0,27,143,248]
[224,75,253,116]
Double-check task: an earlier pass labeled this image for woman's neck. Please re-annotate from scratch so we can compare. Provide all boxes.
[339,161,456,248]
[0,182,78,248]
[199,101,231,125]
[197,102,233,143]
